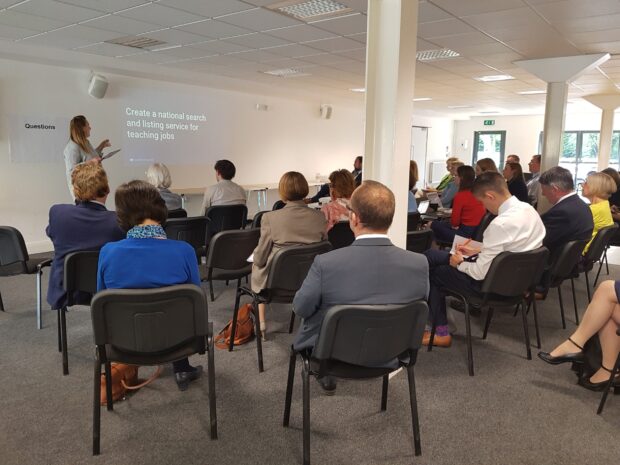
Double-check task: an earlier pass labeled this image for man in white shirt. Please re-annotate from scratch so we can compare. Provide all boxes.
[527,155,541,206]
[200,159,247,214]
[424,171,546,347]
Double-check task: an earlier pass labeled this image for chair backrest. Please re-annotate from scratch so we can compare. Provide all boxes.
[167,208,188,219]
[206,229,260,271]
[327,222,355,250]
[312,301,429,367]
[407,212,421,232]
[0,226,29,270]
[91,284,208,355]
[164,217,208,253]
[406,229,433,254]
[205,205,248,241]
[272,200,285,211]
[481,247,549,297]
[64,251,99,304]
[251,211,266,229]
[264,241,332,300]
[549,240,589,283]
[473,212,496,242]
[584,224,619,263]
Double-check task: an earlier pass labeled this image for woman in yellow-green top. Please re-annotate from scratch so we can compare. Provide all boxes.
[434,157,461,191]
[582,172,616,254]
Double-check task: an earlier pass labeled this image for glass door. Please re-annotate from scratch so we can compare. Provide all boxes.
[473,131,506,168]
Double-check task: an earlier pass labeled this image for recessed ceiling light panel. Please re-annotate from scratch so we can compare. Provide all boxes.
[517,90,546,95]
[349,87,366,92]
[106,36,166,50]
[416,49,460,62]
[448,105,473,109]
[474,74,515,82]
[271,0,351,20]
[263,68,311,77]
[413,97,432,101]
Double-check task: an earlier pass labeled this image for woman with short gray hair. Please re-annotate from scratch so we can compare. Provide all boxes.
[146,163,183,211]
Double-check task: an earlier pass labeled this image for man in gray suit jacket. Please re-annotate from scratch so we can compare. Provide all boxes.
[292,180,429,393]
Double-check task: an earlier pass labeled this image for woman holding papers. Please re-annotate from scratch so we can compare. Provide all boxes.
[431,165,486,243]
[63,115,110,197]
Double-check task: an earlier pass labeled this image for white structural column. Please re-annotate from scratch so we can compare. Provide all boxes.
[363,0,418,248]
[583,94,620,170]
[541,82,569,172]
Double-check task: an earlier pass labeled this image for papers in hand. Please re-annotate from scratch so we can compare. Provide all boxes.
[101,149,121,160]
[450,235,483,258]
[426,191,442,208]
[247,253,254,263]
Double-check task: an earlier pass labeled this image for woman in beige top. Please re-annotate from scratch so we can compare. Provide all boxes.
[251,171,327,338]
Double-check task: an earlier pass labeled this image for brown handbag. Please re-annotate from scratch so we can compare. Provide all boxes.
[100,363,162,405]
[214,303,255,350]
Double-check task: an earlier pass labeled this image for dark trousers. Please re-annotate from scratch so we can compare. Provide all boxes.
[431,220,477,244]
[423,250,483,326]
[172,358,192,373]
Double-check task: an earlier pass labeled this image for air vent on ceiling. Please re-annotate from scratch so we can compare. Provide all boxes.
[263,68,311,78]
[269,0,351,20]
[105,36,166,50]
[416,49,460,62]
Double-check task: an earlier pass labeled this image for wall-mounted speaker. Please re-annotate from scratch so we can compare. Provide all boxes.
[320,104,333,119]
[88,74,108,99]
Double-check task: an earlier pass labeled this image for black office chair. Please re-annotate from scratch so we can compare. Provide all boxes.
[203,229,260,306]
[167,208,188,219]
[473,212,495,242]
[0,226,51,329]
[406,229,433,253]
[59,251,99,375]
[597,328,620,415]
[250,211,267,229]
[429,247,549,376]
[283,301,428,465]
[272,200,285,210]
[205,205,248,245]
[238,241,332,372]
[600,223,620,276]
[407,212,421,231]
[327,221,354,249]
[164,217,209,261]
[91,284,217,455]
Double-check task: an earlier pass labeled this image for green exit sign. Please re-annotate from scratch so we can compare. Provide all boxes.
[484,120,495,126]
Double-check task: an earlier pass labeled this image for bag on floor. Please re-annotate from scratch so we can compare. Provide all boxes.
[573,335,602,382]
[215,303,255,350]
[100,363,162,405]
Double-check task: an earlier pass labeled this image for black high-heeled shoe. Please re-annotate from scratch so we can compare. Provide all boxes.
[537,337,584,365]
[578,365,620,392]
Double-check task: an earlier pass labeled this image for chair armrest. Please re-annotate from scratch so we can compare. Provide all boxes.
[238,286,267,303]
[37,259,52,271]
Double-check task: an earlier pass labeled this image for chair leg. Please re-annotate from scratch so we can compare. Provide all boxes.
[406,365,422,457]
[36,269,43,330]
[209,280,215,302]
[93,349,102,456]
[482,307,494,340]
[283,349,296,427]
[105,361,113,411]
[0,291,4,312]
[464,301,474,376]
[557,287,566,330]
[520,300,532,360]
[229,289,241,352]
[60,307,69,375]
[604,248,610,275]
[288,311,296,334]
[597,353,620,415]
[570,278,578,326]
[585,271,591,306]
[252,300,264,372]
[531,295,541,349]
[302,358,311,465]
[594,259,604,289]
[207,332,218,439]
[57,309,62,352]
[427,320,435,353]
[380,374,389,411]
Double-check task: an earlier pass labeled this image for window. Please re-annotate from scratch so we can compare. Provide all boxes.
[473,131,506,168]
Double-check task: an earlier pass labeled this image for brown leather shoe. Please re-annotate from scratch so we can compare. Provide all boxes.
[422,331,452,347]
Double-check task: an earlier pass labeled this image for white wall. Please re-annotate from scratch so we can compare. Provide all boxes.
[411,114,454,186]
[0,58,367,252]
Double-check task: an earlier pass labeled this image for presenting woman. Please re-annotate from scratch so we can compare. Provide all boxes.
[63,115,110,197]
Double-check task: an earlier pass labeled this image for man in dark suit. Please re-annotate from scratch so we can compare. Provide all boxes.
[539,166,594,262]
[46,164,124,310]
[292,180,429,394]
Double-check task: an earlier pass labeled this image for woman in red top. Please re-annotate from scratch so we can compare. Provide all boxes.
[431,165,486,243]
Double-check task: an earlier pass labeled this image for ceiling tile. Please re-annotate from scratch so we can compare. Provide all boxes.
[533,0,620,20]
[12,0,105,23]
[506,33,581,57]
[334,47,366,61]
[188,40,252,54]
[0,24,39,40]
[265,43,323,58]
[217,8,301,32]
[304,36,363,52]
[431,31,497,49]
[311,13,367,35]
[150,46,213,60]
[226,32,290,48]
[430,0,526,17]
[76,41,139,56]
[464,7,543,31]
[175,19,253,39]
[238,0,274,5]
[138,28,206,46]
[265,24,337,42]
[0,10,68,32]
[418,2,454,22]
[569,28,620,45]
[262,58,315,69]
[157,0,253,19]
[339,0,367,13]
[296,53,344,65]
[550,13,620,34]
[346,32,366,43]
[20,30,96,48]
[54,0,149,13]
[117,51,178,63]
[418,18,476,39]
[229,48,289,63]
[196,54,249,66]
[0,0,25,6]
[117,3,206,28]
[82,14,161,35]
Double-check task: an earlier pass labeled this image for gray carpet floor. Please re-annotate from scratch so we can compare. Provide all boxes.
[0,258,619,465]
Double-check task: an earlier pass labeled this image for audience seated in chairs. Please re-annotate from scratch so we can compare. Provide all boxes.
[430,165,485,244]
[292,180,429,393]
[539,279,620,391]
[527,155,542,207]
[97,180,203,392]
[46,163,124,312]
[408,160,420,213]
[438,160,464,208]
[251,171,326,339]
[503,162,529,203]
[321,169,356,233]
[145,162,183,211]
[200,159,246,214]
[423,171,545,347]
[581,172,616,255]
[475,157,498,176]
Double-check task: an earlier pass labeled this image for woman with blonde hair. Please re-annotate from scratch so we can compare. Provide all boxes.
[322,169,356,232]
[582,171,616,254]
[63,115,110,197]
[146,163,183,211]
[435,157,460,191]
[251,172,326,338]
[475,158,498,176]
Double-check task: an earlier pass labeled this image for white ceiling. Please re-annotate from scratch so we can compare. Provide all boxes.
[1,0,620,117]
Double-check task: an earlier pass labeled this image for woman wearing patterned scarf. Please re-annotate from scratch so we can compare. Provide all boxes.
[96,180,202,392]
